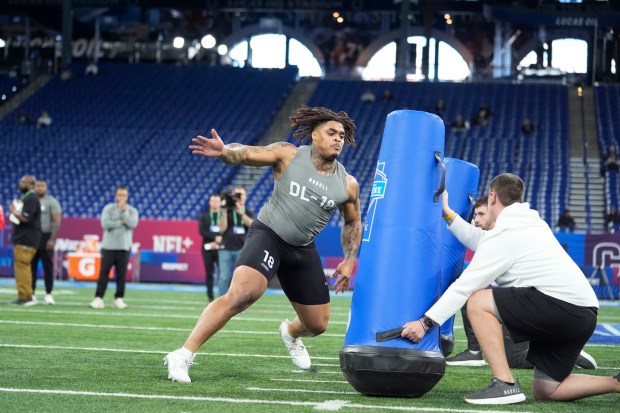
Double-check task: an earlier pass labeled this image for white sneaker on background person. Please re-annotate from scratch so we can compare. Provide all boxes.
[164,348,196,383]
[44,294,55,305]
[31,295,38,305]
[279,320,312,370]
[89,297,105,309]
[113,298,128,309]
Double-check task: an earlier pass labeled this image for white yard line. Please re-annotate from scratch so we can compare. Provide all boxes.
[0,308,348,324]
[3,301,350,317]
[0,343,340,360]
[0,320,346,337]
[247,386,358,395]
[0,387,536,413]
[291,370,344,374]
[270,378,349,384]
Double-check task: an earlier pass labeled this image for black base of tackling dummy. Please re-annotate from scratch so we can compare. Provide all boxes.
[340,346,445,397]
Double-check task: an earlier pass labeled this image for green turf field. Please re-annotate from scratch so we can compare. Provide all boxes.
[0,284,618,413]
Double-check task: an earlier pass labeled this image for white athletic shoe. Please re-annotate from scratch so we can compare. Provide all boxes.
[89,297,105,309]
[113,298,128,309]
[279,320,312,370]
[575,350,597,370]
[44,294,55,305]
[31,295,39,305]
[164,349,195,383]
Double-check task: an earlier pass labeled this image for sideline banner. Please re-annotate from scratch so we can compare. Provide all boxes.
[1,217,205,283]
[2,217,203,254]
[2,218,620,296]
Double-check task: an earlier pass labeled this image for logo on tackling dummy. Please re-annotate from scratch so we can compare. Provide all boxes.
[363,161,387,242]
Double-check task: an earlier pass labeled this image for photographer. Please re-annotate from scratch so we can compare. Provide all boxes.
[217,186,254,296]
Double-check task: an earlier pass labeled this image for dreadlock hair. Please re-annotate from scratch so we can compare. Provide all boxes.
[289,105,356,147]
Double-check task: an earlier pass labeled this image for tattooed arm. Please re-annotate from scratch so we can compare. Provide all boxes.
[190,129,297,174]
[331,175,362,293]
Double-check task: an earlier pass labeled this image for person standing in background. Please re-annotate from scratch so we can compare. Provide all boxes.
[9,175,41,306]
[199,194,223,302]
[605,205,620,233]
[36,110,52,128]
[217,186,254,297]
[31,179,62,305]
[89,186,139,309]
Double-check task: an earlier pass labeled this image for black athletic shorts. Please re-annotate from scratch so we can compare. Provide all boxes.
[493,287,597,382]
[236,219,330,305]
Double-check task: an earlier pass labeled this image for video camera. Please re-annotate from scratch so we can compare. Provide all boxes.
[221,190,242,209]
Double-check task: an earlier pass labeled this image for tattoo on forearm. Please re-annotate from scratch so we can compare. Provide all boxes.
[220,144,246,165]
[265,142,291,152]
[340,183,361,260]
[342,221,362,259]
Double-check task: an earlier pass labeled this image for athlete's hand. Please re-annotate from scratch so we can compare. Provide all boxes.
[442,190,451,216]
[190,129,225,158]
[401,320,426,343]
[331,258,354,294]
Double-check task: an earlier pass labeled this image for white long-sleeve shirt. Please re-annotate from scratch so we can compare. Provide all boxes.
[426,202,599,326]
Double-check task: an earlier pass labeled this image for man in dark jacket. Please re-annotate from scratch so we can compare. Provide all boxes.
[9,175,41,305]
[199,194,223,302]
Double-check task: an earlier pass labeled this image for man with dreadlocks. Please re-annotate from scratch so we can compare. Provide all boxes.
[164,106,362,383]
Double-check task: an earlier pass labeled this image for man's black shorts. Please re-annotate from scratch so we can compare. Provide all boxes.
[493,287,597,382]
[236,219,330,305]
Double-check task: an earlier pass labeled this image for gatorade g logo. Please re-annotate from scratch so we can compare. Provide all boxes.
[78,257,96,277]
[363,161,387,242]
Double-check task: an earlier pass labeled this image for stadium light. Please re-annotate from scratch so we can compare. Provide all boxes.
[217,44,228,56]
[337,17,344,23]
[0,38,5,48]
[333,12,340,18]
[201,34,216,49]
[173,37,185,49]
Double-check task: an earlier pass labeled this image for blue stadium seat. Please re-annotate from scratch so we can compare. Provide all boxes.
[0,64,297,220]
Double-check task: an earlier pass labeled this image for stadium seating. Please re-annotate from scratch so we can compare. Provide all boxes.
[246,81,569,228]
[595,84,620,215]
[0,74,27,105]
[1,67,569,227]
[0,63,297,219]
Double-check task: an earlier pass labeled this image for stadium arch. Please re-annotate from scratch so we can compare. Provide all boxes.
[355,27,474,73]
[220,24,325,73]
[515,28,592,73]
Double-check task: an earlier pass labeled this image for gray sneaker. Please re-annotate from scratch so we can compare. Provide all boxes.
[575,350,597,370]
[464,378,526,405]
[446,349,485,367]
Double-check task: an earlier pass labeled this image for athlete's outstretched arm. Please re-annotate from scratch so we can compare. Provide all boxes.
[332,175,362,293]
[190,129,297,168]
